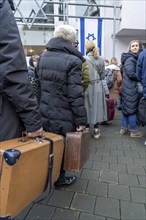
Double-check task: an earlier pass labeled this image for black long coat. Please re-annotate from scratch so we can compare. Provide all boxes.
[38,37,87,136]
[121,51,140,115]
[0,0,42,141]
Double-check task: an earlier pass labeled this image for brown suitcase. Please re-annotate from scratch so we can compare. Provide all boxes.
[63,131,90,172]
[0,132,64,218]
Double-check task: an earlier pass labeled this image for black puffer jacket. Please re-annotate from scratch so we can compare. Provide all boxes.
[38,37,87,136]
[0,0,42,141]
[121,51,140,115]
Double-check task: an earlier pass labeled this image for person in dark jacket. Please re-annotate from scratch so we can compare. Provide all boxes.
[38,25,87,188]
[136,48,146,145]
[136,48,146,99]
[120,40,143,138]
[28,55,41,103]
[0,0,43,141]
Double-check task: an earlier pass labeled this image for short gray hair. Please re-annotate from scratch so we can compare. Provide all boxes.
[54,25,76,43]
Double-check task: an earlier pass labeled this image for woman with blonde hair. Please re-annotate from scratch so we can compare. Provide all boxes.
[120,39,143,137]
[85,40,107,139]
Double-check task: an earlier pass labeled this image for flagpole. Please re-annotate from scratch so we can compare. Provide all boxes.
[112,1,116,57]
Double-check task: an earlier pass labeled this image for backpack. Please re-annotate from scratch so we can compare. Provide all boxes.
[105,68,115,89]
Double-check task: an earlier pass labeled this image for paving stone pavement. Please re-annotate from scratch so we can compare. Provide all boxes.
[16,110,146,220]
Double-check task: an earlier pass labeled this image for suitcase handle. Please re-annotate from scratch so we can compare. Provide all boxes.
[18,132,45,143]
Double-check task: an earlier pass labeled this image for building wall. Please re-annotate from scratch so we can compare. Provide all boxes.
[120,0,145,30]
[16,0,146,64]
[102,0,146,64]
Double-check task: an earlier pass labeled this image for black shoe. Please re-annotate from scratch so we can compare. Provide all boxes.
[99,121,108,125]
[54,176,76,188]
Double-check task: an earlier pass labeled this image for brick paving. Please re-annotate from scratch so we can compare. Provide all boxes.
[16,110,146,220]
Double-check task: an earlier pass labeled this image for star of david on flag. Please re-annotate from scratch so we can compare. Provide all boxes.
[78,18,103,55]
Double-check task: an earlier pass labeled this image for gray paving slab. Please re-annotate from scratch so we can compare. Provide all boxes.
[99,170,118,183]
[119,173,140,187]
[15,110,146,220]
[93,161,109,171]
[86,180,108,197]
[95,197,120,219]
[79,213,105,220]
[52,208,79,220]
[130,186,146,203]
[121,201,146,220]
[66,178,88,193]
[127,165,145,175]
[47,190,74,208]
[25,203,55,220]
[109,163,127,174]
[133,158,146,167]
[80,168,100,181]
[71,193,96,213]
[108,183,130,201]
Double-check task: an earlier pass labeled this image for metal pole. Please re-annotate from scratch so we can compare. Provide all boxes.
[112,2,116,57]
[65,0,69,24]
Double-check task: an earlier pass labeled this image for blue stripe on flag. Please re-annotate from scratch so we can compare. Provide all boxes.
[80,18,85,55]
[98,19,102,55]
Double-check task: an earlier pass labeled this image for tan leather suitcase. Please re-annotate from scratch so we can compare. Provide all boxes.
[0,132,64,218]
[63,131,90,172]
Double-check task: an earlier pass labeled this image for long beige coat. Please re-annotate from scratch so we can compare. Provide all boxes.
[85,52,107,125]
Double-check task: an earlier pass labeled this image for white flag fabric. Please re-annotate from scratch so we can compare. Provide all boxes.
[79,18,103,56]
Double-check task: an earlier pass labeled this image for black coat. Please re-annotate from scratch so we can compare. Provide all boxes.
[38,37,87,136]
[0,0,42,141]
[121,51,140,115]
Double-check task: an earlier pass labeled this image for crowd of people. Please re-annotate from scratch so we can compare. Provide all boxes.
[1,0,146,188]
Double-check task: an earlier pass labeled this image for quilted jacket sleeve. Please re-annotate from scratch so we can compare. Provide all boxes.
[0,0,42,132]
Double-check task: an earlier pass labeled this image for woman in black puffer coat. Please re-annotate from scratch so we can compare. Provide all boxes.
[38,25,87,188]
[120,40,143,138]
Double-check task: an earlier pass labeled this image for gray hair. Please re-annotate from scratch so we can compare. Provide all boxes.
[54,25,76,43]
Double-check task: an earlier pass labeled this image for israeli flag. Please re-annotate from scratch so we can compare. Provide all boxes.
[79,18,103,56]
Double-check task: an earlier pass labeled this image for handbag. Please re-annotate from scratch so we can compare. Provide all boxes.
[63,131,91,172]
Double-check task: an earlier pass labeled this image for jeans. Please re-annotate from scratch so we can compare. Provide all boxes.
[121,113,137,131]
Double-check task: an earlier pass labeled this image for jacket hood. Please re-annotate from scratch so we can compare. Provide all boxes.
[121,50,142,65]
[46,37,85,63]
